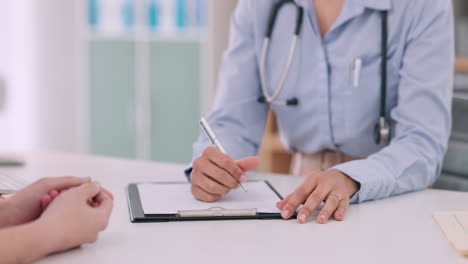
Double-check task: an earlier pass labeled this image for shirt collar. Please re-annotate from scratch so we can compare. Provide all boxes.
[294,0,392,11]
[358,0,392,11]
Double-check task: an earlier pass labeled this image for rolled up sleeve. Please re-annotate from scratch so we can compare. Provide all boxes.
[186,0,268,176]
[333,1,454,203]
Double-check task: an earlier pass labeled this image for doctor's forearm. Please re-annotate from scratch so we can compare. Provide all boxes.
[334,136,444,203]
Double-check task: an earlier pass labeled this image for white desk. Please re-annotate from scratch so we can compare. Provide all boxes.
[1,152,468,264]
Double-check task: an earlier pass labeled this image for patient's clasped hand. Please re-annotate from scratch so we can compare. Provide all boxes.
[0,176,114,264]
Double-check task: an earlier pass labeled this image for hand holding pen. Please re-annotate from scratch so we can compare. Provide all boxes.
[189,118,259,202]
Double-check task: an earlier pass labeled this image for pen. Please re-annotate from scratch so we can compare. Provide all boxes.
[200,117,248,192]
[352,57,362,88]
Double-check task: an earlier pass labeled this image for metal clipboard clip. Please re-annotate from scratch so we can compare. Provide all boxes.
[178,207,257,218]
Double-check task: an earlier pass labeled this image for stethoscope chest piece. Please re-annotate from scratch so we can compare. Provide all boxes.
[375,117,390,145]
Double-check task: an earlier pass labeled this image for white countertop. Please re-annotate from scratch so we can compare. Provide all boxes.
[1,152,467,264]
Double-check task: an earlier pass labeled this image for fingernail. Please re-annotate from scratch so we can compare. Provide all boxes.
[240,174,247,183]
[299,214,306,223]
[281,210,290,219]
[318,215,326,223]
[81,176,91,182]
[94,181,101,188]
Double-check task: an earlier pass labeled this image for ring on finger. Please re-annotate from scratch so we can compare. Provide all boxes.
[327,193,342,201]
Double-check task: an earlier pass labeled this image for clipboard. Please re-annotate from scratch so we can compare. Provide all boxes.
[0,172,29,195]
[126,180,295,223]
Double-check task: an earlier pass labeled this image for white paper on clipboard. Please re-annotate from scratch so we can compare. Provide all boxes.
[137,181,282,215]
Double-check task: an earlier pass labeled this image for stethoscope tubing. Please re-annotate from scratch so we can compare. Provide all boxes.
[259,1,304,106]
[258,1,390,144]
[380,11,388,118]
[260,35,299,103]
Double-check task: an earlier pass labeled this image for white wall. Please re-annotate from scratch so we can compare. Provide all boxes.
[205,0,238,114]
[0,1,84,153]
[0,1,37,151]
[34,0,84,152]
[0,0,236,153]
[0,4,7,114]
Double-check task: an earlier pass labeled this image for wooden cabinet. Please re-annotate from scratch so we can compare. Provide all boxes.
[258,110,291,174]
[455,58,468,73]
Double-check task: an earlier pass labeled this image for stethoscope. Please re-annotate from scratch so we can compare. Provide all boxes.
[257,0,391,145]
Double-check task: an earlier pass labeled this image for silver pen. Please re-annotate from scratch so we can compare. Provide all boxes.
[352,57,362,88]
[200,117,248,192]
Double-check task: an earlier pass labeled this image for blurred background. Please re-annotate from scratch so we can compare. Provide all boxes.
[0,0,467,191]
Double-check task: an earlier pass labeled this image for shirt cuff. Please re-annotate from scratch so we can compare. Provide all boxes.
[331,159,393,204]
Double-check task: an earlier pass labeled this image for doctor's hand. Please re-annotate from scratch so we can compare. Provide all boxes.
[276,170,359,224]
[190,147,259,202]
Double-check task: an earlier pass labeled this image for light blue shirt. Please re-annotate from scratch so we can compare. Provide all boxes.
[189,0,454,203]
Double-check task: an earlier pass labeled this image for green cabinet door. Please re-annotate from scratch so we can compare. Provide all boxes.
[89,40,137,158]
[149,41,201,163]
